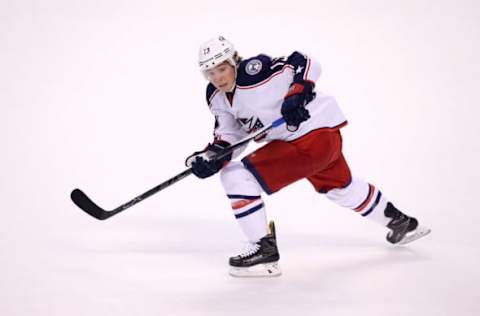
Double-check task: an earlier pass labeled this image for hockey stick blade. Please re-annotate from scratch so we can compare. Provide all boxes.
[71,188,114,220]
[70,168,194,220]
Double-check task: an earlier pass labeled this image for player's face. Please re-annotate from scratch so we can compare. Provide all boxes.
[205,61,236,92]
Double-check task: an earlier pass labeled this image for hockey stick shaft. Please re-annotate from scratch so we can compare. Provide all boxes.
[71,117,285,220]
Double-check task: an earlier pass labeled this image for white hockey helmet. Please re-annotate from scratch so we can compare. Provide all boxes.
[198,36,237,72]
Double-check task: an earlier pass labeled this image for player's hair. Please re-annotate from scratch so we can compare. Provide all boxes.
[233,52,243,66]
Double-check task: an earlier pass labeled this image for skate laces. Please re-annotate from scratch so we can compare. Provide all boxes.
[238,243,260,258]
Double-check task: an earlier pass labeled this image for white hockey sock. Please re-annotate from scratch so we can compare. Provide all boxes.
[229,195,268,243]
[326,176,391,227]
[219,161,268,243]
[351,184,390,226]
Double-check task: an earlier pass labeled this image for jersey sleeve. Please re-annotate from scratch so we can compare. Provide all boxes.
[285,51,322,84]
[206,84,248,156]
[210,106,248,144]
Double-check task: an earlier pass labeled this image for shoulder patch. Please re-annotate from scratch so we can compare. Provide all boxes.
[245,58,263,75]
[236,54,275,87]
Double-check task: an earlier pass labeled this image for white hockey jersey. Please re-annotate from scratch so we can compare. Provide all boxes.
[206,52,347,145]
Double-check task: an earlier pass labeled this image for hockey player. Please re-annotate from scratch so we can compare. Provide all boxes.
[186,36,430,277]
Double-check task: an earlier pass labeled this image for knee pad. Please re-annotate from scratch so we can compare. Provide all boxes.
[220,161,263,196]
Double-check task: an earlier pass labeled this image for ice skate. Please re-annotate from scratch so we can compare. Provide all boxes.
[229,221,281,277]
[385,202,431,245]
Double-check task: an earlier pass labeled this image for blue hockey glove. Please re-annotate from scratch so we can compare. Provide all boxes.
[281,81,315,131]
[185,141,232,179]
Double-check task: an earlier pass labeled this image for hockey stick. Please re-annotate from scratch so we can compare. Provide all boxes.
[70,117,286,220]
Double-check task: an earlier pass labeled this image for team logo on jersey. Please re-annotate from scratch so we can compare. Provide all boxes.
[245,59,262,75]
[237,116,264,133]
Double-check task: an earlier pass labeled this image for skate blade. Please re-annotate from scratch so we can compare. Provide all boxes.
[229,262,282,278]
[397,226,431,245]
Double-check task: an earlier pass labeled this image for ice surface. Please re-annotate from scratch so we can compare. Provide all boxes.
[1,1,480,315]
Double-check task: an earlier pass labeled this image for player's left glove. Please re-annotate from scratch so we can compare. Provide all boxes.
[281,81,316,131]
[185,141,232,179]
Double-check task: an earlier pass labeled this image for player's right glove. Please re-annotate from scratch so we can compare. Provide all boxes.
[281,81,316,131]
[185,141,232,179]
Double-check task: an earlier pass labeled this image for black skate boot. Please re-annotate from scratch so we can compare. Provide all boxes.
[229,221,281,277]
[385,202,430,245]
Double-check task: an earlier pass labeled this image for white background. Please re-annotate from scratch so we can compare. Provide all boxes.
[1,0,480,315]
